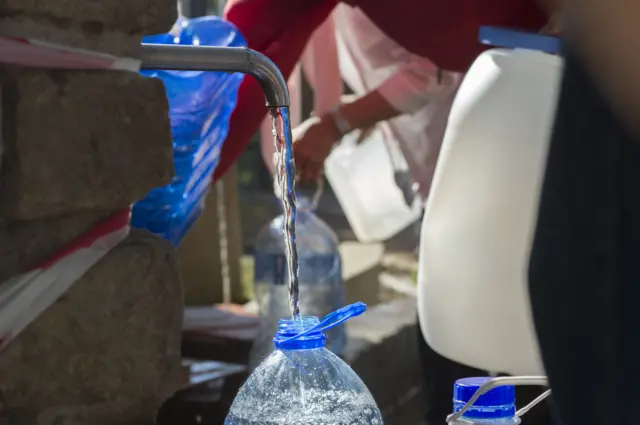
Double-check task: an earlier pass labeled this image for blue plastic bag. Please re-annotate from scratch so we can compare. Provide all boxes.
[132,16,246,245]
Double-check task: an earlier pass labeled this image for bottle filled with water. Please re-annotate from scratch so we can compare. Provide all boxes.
[226,303,383,425]
[250,189,345,369]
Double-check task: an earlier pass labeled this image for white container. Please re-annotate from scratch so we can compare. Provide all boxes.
[417,28,564,375]
[325,127,422,243]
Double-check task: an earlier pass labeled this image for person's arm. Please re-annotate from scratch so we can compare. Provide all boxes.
[330,51,444,132]
[294,51,446,181]
[535,0,640,137]
[569,0,640,138]
[333,90,398,131]
[212,0,337,183]
[301,13,343,118]
[339,0,564,131]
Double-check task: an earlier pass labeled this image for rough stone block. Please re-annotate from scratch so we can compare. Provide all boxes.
[0,210,114,282]
[0,229,183,425]
[0,0,177,43]
[0,70,174,220]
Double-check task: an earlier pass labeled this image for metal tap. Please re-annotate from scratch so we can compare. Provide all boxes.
[139,44,290,107]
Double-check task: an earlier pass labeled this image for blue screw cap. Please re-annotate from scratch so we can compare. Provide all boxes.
[453,377,516,419]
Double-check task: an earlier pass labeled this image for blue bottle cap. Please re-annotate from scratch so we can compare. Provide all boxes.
[273,317,327,350]
[453,377,516,420]
[479,26,561,54]
[273,302,367,351]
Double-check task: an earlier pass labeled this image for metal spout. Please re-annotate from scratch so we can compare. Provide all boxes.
[139,44,290,107]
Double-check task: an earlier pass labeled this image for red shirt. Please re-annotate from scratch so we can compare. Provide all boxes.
[213,0,547,182]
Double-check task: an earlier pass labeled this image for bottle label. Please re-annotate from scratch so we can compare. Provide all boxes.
[254,252,340,285]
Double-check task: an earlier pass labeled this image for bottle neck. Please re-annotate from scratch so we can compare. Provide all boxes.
[273,317,327,351]
[451,417,521,425]
[453,403,517,421]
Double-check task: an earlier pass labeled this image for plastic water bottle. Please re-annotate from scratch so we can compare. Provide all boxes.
[449,377,519,425]
[250,193,345,369]
[226,303,383,425]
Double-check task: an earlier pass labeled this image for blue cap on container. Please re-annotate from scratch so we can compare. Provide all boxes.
[273,316,327,350]
[273,302,367,351]
[479,26,561,54]
[453,377,516,420]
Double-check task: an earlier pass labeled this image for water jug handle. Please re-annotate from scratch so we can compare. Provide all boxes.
[273,177,324,210]
[296,178,324,210]
[279,302,367,344]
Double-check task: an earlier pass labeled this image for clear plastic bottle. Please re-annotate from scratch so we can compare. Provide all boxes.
[250,195,345,369]
[226,304,383,425]
[450,377,520,425]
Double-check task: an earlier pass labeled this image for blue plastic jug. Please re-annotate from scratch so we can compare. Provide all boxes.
[226,304,383,425]
[249,195,346,369]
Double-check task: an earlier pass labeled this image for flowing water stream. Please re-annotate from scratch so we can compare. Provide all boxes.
[269,106,300,318]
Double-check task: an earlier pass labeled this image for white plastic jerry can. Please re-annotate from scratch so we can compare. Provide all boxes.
[325,127,422,243]
[417,27,564,376]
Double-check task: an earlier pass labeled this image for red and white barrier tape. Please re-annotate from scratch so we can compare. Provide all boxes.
[0,35,144,351]
[0,209,131,352]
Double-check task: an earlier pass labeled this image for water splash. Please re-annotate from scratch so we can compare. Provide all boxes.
[270,106,300,318]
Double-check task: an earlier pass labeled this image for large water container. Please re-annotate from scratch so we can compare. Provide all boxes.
[325,127,423,243]
[226,304,383,425]
[250,193,345,370]
[417,28,563,375]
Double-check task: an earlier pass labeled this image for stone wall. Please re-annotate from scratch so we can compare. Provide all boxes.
[0,2,183,424]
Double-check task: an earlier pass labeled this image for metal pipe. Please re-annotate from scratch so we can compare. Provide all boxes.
[139,44,290,107]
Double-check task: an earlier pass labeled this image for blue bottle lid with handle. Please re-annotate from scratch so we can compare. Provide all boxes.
[479,26,561,54]
[453,377,516,420]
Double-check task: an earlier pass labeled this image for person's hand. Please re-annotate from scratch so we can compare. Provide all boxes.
[292,115,341,183]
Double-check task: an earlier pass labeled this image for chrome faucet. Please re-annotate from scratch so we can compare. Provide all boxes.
[139,44,290,108]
